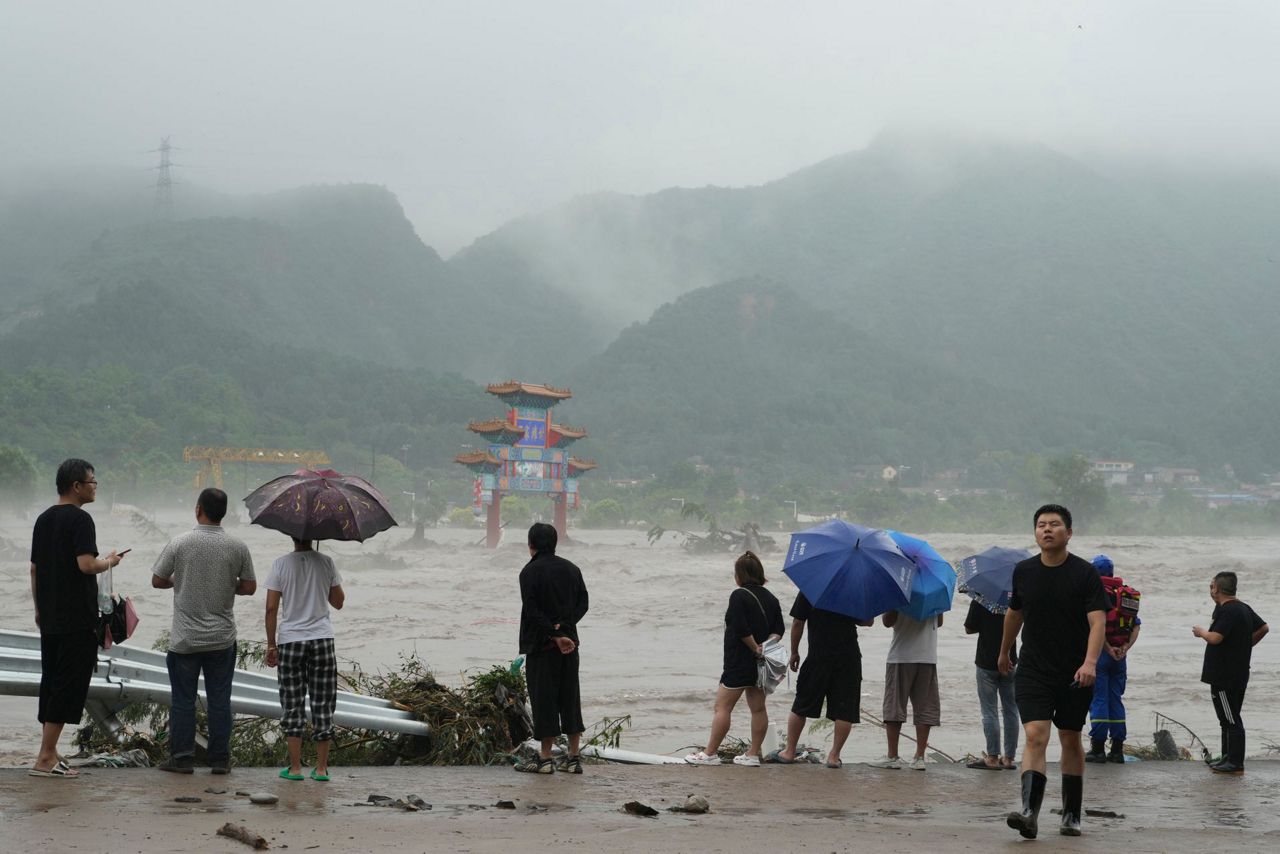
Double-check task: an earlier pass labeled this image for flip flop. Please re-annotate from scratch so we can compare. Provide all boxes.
[825,759,843,769]
[29,760,79,778]
[763,749,796,765]
[279,767,305,781]
[310,768,330,781]
[966,758,1001,769]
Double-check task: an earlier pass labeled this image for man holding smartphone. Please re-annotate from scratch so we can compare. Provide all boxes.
[998,504,1107,838]
[28,458,127,778]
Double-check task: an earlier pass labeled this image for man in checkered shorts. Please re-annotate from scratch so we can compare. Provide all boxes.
[265,537,345,781]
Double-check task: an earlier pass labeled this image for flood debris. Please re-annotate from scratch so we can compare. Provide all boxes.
[494,800,516,809]
[623,800,659,818]
[248,792,279,805]
[669,794,710,814]
[356,793,430,811]
[174,796,202,803]
[217,822,270,850]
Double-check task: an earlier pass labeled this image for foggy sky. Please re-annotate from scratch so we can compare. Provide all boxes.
[3,1,1279,254]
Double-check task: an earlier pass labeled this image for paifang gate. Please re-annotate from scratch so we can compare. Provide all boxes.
[454,381,597,548]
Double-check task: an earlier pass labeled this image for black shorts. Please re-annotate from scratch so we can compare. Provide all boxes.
[792,655,861,723]
[38,630,99,725]
[1015,670,1093,731]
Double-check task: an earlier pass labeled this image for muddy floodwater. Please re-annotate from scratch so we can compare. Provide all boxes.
[2,508,1277,765]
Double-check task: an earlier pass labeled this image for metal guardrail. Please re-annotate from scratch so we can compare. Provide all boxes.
[0,629,428,737]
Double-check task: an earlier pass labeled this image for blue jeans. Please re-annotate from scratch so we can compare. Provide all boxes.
[1089,654,1127,742]
[976,666,1019,759]
[167,644,237,762]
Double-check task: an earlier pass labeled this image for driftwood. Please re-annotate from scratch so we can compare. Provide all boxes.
[217,823,269,849]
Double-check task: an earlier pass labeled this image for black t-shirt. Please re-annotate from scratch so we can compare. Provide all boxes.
[1009,553,1108,679]
[518,552,589,655]
[30,504,99,636]
[790,591,861,659]
[723,584,785,673]
[965,599,1016,670]
[1201,600,1267,688]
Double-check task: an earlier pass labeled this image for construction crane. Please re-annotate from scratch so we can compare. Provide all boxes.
[182,446,332,489]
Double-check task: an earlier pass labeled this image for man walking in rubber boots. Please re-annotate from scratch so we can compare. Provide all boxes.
[999,504,1108,839]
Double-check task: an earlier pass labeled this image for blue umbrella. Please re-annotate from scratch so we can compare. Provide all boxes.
[888,530,957,621]
[957,546,1033,613]
[782,519,917,621]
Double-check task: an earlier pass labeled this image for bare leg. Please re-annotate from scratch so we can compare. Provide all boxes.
[704,685,745,755]
[914,724,932,759]
[1059,729,1084,775]
[885,721,902,758]
[36,723,64,767]
[744,687,768,756]
[315,739,331,774]
[779,711,806,760]
[1021,721,1051,774]
[286,736,303,774]
[568,732,581,757]
[539,736,556,760]
[829,720,853,764]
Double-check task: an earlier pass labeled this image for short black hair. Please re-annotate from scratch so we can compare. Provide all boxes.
[1034,503,1072,529]
[56,458,95,495]
[528,522,557,554]
[1213,571,1238,596]
[197,488,229,523]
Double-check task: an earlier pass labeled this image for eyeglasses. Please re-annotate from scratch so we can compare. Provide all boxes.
[78,479,99,486]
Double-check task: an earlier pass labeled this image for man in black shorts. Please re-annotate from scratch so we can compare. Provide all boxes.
[998,504,1107,838]
[28,459,127,778]
[1193,571,1268,775]
[765,592,871,768]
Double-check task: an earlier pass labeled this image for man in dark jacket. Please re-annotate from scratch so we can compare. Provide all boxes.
[516,522,589,774]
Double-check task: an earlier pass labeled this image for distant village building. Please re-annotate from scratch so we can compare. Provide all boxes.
[1147,467,1201,486]
[1090,459,1135,487]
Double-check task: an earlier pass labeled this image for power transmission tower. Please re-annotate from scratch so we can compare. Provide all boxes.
[151,136,177,217]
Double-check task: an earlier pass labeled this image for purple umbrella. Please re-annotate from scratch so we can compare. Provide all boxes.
[244,469,397,542]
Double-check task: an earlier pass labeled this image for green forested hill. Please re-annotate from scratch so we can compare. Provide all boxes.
[456,133,1280,476]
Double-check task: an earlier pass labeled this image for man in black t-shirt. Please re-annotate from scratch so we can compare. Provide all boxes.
[765,591,871,769]
[1193,571,1269,775]
[998,504,1107,839]
[28,459,126,778]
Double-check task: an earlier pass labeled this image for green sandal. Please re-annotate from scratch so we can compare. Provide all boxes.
[279,767,305,781]
[310,768,330,781]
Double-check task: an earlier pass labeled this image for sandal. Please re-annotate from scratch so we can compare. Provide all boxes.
[310,768,330,781]
[29,760,78,778]
[764,750,796,764]
[966,757,1001,769]
[279,768,305,781]
[684,751,721,766]
[513,756,555,774]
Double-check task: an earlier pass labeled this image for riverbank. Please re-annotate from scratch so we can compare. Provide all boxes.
[2,760,1277,852]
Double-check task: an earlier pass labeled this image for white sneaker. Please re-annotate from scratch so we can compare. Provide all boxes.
[732,754,761,767]
[684,751,722,766]
[908,756,927,771]
[867,755,902,769]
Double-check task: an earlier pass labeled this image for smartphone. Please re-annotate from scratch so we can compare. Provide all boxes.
[118,549,132,557]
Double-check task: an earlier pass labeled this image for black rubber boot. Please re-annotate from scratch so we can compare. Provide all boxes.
[1213,731,1245,775]
[1007,770,1047,839]
[1107,741,1125,763]
[1084,739,1107,763]
[1059,774,1084,836]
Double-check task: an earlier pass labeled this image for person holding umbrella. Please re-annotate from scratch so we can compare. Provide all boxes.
[246,469,394,782]
[686,551,784,767]
[998,504,1108,839]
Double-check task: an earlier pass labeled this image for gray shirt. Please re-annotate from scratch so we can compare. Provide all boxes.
[152,524,255,654]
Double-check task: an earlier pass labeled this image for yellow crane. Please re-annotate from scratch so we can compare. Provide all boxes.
[183,446,332,489]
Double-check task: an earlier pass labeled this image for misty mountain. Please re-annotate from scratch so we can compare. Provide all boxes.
[566,278,1126,485]
[456,132,1280,474]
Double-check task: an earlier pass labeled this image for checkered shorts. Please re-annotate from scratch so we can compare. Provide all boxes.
[277,638,337,741]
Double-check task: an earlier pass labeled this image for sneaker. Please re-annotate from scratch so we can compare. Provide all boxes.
[513,756,555,774]
[866,755,902,769]
[684,751,722,766]
[557,754,583,775]
[158,756,194,775]
[908,756,927,771]
[732,754,761,767]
